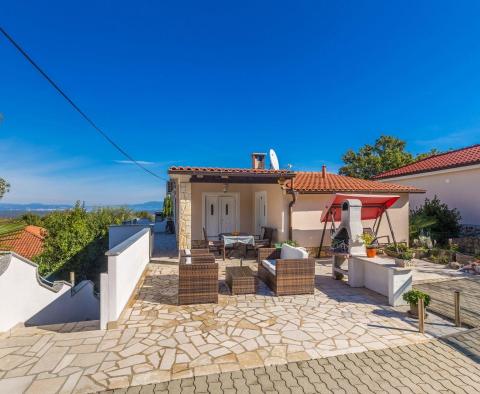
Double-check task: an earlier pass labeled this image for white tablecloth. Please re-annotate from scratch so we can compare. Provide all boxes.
[222,235,255,246]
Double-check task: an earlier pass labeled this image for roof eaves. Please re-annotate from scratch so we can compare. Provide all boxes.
[374,160,480,179]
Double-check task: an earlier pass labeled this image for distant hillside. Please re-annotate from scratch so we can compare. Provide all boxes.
[0,201,164,218]
[0,203,72,211]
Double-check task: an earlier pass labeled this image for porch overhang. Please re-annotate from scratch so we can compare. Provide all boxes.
[168,166,295,184]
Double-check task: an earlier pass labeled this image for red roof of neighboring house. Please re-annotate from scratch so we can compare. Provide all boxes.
[374,144,480,179]
[0,225,46,260]
[168,166,295,177]
[289,172,424,193]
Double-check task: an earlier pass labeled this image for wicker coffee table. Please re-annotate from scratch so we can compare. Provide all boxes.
[226,266,257,295]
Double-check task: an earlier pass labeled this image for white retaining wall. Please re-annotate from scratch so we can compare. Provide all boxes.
[101,227,151,329]
[0,253,99,332]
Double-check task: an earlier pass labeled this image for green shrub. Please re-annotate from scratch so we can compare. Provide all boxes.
[20,213,44,226]
[402,289,430,307]
[410,196,461,246]
[397,249,414,260]
[274,240,298,248]
[163,194,173,218]
[135,211,154,221]
[34,202,134,281]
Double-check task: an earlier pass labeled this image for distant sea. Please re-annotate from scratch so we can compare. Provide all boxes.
[0,210,62,218]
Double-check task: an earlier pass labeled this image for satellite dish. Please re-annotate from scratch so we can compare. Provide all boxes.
[269,149,280,170]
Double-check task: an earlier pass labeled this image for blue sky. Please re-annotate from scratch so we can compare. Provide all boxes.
[2,1,480,204]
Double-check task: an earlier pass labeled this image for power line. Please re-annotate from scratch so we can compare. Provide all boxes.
[0,26,167,182]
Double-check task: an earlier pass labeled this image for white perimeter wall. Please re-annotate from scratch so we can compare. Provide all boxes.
[109,224,153,249]
[0,253,99,332]
[101,227,151,329]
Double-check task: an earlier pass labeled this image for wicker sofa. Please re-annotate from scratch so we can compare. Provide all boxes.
[257,244,315,296]
[178,253,218,305]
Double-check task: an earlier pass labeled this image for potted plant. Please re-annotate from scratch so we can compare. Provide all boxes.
[403,289,430,318]
[395,248,414,267]
[361,233,377,258]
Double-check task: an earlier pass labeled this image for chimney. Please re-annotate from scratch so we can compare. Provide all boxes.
[251,153,266,169]
[322,165,327,178]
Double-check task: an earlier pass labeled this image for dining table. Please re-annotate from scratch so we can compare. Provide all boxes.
[220,233,255,260]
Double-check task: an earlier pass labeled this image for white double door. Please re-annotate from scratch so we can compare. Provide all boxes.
[254,191,267,236]
[205,195,237,238]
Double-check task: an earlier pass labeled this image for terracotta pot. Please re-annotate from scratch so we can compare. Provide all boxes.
[366,248,377,258]
[408,303,427,319]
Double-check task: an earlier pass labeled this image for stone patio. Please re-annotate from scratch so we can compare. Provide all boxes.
[0,258,465,393]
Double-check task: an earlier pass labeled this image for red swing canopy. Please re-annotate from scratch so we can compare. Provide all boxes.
[320,194,400,222]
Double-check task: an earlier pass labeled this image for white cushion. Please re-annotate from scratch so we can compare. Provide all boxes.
[262,259,276,276]
[185,249,191,255]
[280,244,308,259]
[185,257,192,265]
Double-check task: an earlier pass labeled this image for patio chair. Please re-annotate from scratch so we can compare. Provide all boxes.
[178,253,218,305]
[203,227,223,256]
[256,227,275,248]
[246,227,275,258]
[257,244,315,296]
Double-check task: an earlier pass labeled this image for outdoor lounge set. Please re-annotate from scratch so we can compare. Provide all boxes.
[177,243,315,305]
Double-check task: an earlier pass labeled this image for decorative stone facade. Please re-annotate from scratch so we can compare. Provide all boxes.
[176,176,192,250]
[453,237,480,256]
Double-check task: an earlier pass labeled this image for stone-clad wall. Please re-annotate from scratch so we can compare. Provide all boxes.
[178,178,192,250]
[452,237,480,256]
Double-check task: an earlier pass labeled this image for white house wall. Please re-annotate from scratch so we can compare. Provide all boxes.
[191,183,289,242]
[379,166,480,225]
[292,193,410,248]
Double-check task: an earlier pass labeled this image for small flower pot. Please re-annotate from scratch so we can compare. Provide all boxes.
[366,248,377,258]
[408,303,428,319]
[395,258,413,268]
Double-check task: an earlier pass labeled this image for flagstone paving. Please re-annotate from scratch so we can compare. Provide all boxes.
[104,328,480,393]
[0,260,465,393]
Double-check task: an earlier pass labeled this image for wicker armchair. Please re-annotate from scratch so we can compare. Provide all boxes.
[257,246,315,296]
[178,254,218,305]
[179,248,210,261]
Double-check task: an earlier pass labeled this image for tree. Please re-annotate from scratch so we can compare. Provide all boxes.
[163,194,173,218]
[21,213,44,226]
[410,196,461,246]
[339,135,436,179]
[34,202,134,279]
[0,178,10,199]
[136,211,154,221]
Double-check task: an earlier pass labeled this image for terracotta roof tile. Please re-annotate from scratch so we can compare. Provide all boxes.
[290,172,424,193]
[168,166,295,176]
[0,225,45,260]
[374,144,480,179]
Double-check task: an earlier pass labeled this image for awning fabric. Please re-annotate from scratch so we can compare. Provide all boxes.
[320,193,400,222]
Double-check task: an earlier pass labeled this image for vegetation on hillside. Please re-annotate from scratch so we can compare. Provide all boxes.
[33,202,134,280]
[339,135,438,179]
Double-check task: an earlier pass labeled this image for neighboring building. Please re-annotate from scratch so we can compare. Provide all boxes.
[0,225,45,260]
[168,153,423,254]
[374,144,480,225]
